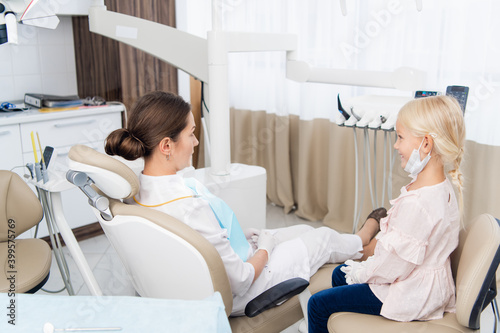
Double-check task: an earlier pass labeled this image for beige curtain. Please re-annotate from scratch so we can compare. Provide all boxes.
[230,109,500,233]
[231,109,295,213]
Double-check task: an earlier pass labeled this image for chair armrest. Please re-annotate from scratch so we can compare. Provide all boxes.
[244,277,309,317]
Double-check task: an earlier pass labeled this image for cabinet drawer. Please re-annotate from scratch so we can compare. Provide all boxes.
[20,112,122,153]
[0,125,23,171]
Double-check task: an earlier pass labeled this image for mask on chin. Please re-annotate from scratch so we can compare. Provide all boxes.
[404,138,431,179]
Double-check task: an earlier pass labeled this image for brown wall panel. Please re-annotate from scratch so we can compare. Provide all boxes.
[72,16,122,103]
[72,0,178,112]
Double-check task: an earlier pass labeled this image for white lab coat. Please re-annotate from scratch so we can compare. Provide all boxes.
[129,173,363,315]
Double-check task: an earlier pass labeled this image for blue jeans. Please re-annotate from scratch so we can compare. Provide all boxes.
[307,265,383,333]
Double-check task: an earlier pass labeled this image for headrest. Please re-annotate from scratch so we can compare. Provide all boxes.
[67,145,140,200]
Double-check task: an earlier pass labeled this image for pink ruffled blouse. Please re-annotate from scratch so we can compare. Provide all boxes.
[357,178,460,322]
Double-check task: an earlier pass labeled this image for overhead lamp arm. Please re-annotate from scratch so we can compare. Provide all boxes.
[88,4,209,83]
[286,56,426,91]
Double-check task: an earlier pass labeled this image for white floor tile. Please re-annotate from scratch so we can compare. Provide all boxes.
[78,253,136,297]
[73,234,111,254]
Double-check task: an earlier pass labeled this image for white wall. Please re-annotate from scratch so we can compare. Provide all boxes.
[0,17,78,102]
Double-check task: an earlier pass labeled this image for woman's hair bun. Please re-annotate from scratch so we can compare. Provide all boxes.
[105,128,145,161]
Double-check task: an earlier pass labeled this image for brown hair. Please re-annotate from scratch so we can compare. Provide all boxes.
[105,91,191,160]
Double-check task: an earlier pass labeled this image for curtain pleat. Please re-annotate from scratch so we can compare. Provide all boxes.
[230,109,294,213]
[290,116,331,221]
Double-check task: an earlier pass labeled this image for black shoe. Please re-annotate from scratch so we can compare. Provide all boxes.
[366,207,387,224]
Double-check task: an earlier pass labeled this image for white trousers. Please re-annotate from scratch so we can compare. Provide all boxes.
[231,225,362,316]
[270,225,363,276]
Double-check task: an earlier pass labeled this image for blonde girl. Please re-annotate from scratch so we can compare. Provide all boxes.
[308,95,466,333]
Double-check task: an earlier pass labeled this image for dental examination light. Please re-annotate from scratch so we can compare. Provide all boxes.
[0,0,59,46]
[0,1,18,45]
[20,0,60,29]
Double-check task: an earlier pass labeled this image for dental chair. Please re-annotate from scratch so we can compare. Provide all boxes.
[0,170,52,294]
[328,213,500,333]
[66,144,337,333]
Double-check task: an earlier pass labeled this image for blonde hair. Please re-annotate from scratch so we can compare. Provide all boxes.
[397,95,466,216]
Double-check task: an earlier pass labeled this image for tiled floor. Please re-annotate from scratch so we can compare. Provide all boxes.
[36,203,498,332]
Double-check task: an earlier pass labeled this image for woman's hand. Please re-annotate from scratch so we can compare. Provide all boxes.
[257,231,276,257]
[247,231,277,283]
[244,228,261,251]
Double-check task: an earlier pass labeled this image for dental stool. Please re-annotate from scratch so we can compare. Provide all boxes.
[328,213,500,333]
[67,144,337,333]
[0,170,52,294]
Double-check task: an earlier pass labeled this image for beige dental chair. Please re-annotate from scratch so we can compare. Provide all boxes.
[67,144,337,333]
[328,213,500,333]
[0,170,52,294]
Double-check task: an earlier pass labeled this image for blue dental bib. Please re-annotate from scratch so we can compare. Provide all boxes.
[184,178,250,261]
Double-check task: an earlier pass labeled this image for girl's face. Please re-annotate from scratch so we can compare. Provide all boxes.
[394,120,424,170]
[171,112,199,171]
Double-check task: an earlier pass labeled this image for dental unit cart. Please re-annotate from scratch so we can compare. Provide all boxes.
[0,104,125,295]
[335,95,412,233]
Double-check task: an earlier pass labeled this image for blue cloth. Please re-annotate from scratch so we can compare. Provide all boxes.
[1,292,230,333]
[184,178,250,262]
[307,265,383,333]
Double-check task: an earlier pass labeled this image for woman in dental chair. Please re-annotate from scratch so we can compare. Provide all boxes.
[105,91,382,316]
[307,96,466,333]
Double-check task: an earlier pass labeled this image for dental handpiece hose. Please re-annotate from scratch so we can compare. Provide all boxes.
[35,163,42,182]
[41,162,49,183]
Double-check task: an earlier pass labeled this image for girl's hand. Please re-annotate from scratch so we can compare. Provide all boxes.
[341,260,365,284]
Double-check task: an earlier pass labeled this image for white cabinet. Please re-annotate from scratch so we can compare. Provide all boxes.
[0,105,124,237]
[0,124,23,171]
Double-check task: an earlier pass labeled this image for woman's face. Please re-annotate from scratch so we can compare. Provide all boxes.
[171,112,199,171]
[394,120,423,170]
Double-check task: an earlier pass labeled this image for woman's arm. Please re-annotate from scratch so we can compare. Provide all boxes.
[246,230,276,282]
[246,250,269,282]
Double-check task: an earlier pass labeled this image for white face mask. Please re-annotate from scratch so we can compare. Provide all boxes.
[404,138,431,178]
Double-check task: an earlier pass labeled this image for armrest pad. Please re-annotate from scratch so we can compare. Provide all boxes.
[244,277,309,317]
